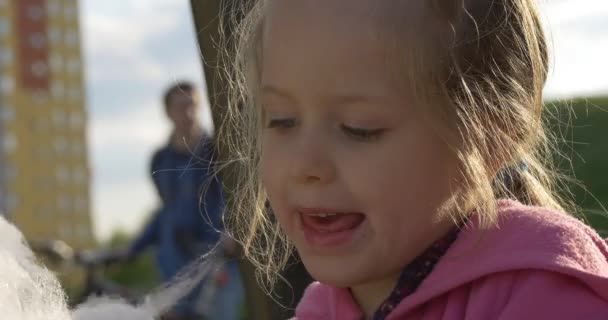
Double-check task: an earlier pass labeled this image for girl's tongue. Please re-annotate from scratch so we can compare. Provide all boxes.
[301,212,365,233]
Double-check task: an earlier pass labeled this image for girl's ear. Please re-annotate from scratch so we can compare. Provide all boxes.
[482,140,515,180]
[487,155,507,180]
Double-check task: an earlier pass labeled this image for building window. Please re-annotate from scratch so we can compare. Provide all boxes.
[31,61,48,78]
[5,193,18,213]
[59,225,71,239]
[78,225,90,240]
[51,81,65,98]
[32,89,48,104]
[46,1,61,17]
[54,137,69,156]
[68,87,82,101]
[29,32,47,49]
[48,27,62,44]
[27,4,44,21]
[0,48,13,66]
[55,165,69,184]
[57,195,71,212]
[0,105,15,122]
[2,164,17,182]
[32,118,50,132]
[36,206,49,217]
[0,19,10,36]
[75,197,87,212]
[0,75,14,94]
[65,29,79,47]
[71,141,84,157]
[73,166,87,184]
[36,176,54,191]
[63,4,77,19]
[52,110,68,127]
[49,53,63,72]
[66,58,80,74]
[2,133,17,154]
[70,111,85,129]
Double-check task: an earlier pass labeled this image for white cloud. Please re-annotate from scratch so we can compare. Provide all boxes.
[540,0,608,26]
[545,32,608,98]
[88,106,168,241]
[91,179,159,242]
[81,2,180,83]
[541,0,608,98]
[90,104,169,148]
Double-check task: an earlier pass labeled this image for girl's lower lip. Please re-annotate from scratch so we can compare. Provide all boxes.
[298,212,366,248]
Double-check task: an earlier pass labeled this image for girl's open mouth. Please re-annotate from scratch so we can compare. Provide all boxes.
[298,209,366,248]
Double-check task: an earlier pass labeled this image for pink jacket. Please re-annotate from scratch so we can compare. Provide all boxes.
[294,200,608,319]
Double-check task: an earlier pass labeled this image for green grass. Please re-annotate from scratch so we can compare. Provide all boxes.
[548,96,608,235]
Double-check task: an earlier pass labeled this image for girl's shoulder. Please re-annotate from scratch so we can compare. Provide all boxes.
[475,268,608,319]
[495,199,598,232]
[447,199,608,283]
[490,199,608,273]
[391,200,608,318]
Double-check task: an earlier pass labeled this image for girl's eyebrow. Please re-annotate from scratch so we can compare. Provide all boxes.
[261,84,390,107]
[260,85,297,102]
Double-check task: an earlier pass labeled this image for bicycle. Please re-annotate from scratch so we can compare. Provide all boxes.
[31,240,140,307]
[32,239,233,320]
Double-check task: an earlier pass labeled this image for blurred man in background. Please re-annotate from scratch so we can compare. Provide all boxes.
[125,81,244,320]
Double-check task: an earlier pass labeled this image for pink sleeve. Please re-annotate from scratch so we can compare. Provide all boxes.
[293,282,331,319]
[498,271,608,320]
[294,282,362,320]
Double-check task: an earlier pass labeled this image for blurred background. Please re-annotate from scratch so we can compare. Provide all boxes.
[0,0,606,311]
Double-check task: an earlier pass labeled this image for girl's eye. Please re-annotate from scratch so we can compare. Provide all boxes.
[341,125,386,141]
[266,118,296,130]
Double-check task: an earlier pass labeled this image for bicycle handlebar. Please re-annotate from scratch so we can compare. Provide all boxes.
[31,240,75,264]
[32,240,125,268]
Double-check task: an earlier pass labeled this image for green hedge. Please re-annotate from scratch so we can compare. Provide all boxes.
[549,96,608,235]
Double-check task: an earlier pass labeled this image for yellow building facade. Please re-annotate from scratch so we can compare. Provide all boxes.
[0,0,94,248]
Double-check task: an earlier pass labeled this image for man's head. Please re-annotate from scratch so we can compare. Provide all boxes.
[163,81,201,133]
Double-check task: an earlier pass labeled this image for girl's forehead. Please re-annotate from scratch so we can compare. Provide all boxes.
[261,19,395,98]
[263,0,428,36]
[261,0,440,61]
[264,1,367,42]
[261,0,442,103]
[262,0,431,65]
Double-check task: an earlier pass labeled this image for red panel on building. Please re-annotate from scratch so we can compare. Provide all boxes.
[17,0,49,91]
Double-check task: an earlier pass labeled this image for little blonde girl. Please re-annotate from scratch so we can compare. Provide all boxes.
[218,0,608,319]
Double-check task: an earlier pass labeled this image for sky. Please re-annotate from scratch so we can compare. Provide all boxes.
[80,0,208,241]
[80,0,608,242]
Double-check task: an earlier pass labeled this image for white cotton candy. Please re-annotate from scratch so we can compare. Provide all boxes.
[0,215,220,320]
[0,216,71,320]
[71,298,153,320]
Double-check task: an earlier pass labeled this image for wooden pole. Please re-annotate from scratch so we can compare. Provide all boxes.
[189,1,274,319]
[189,1,312,318]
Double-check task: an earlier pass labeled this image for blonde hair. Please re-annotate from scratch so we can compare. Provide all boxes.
[216,0,574,291]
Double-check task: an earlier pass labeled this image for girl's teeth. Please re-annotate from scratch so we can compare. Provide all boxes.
[314,213,338,218]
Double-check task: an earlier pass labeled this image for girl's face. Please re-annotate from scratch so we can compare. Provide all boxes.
[260,0,460,297]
